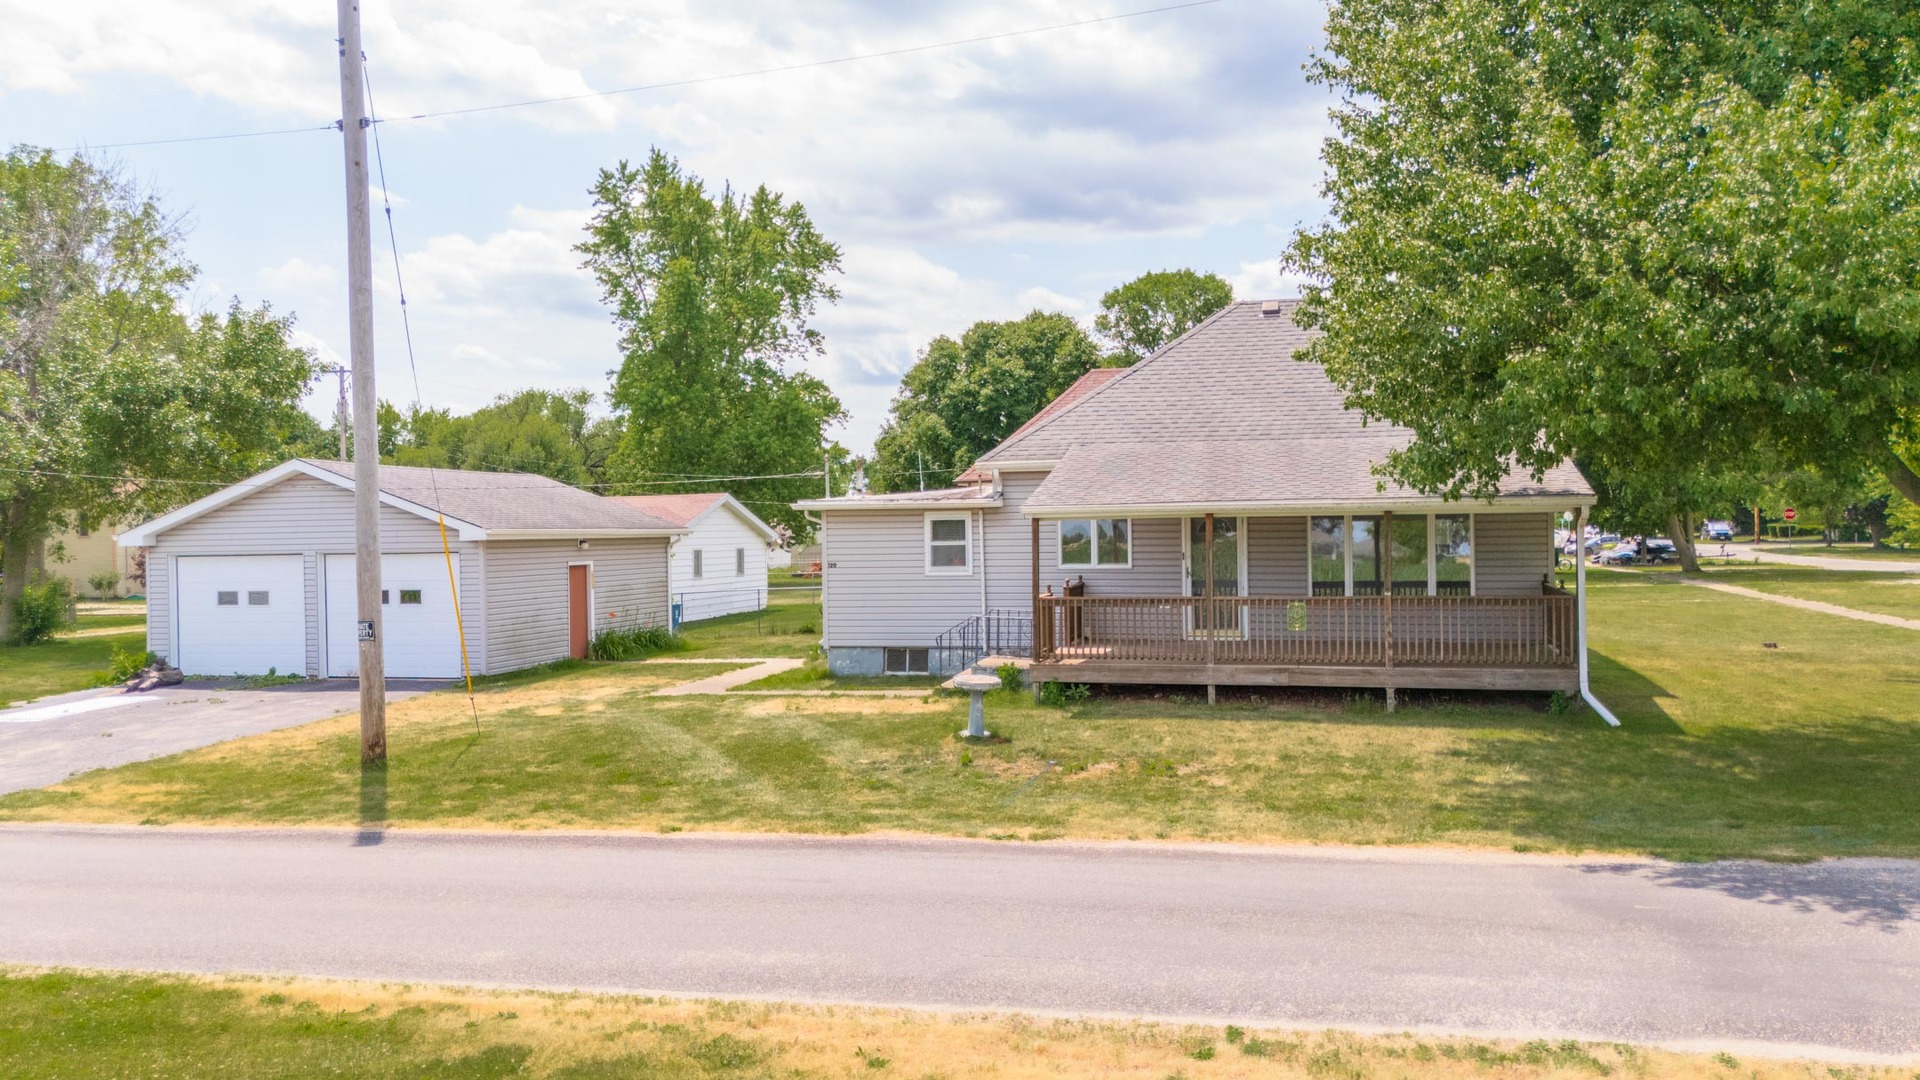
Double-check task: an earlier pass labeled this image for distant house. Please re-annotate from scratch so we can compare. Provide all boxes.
[43,517,142,597]
[116,459,685,678]
[796,300,1597,700]
[607,493,779,623]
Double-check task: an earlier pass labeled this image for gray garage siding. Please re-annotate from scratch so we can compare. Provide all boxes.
[482,537,670,672]
[145,475,482,675]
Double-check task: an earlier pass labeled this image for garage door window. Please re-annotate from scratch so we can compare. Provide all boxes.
[248,591,270,606]
[216,591,238,606]
[399,589,422,605]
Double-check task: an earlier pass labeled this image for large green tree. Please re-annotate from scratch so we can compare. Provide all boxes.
[1093,269,1235,362]
[1286,0,1920,562]
[577,150,844,534]
[869,311,1101,493]
[387,388,622,488]
[0,148,314,639]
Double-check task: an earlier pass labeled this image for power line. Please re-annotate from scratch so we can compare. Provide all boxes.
[46,1,1223,152]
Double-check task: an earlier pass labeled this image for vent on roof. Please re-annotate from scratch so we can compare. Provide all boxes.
[1260,299,1284,317]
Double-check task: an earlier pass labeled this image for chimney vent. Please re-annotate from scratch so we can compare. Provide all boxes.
[1260,299,1283,317]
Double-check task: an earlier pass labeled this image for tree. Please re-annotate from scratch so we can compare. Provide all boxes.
[0,148,315,639]
[387,388,623,488]
[1093,269,1234,362]
[869,311,1102,493]
[577,150,844,535]
[1285,1,1920,567]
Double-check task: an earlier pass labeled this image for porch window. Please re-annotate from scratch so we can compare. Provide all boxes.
[926,513,971,574]
[1058,518,1130,567]
[1390,516,1429,596]
[1350,516,1383,595]
[1435,515,1473,595]
[1310,517,1345,596]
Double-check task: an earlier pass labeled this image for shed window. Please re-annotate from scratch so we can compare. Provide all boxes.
[884,647,930,675]
[692,549,704,578]
[399,589,422,605]
[216,591,239,606]
[247,591,270,606]
[925,514,971,574]
[1058,519,1131,567]
[735,547,746,576]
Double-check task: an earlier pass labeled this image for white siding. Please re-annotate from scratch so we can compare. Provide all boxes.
[983,473,1184,613]
[670,505,770,622]
[820,511,985,648]
[482,537,670,671]
[145,475,481,676]
[1473,512,1555,596]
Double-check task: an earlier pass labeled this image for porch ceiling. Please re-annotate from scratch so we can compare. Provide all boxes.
[1019,438,1592,517]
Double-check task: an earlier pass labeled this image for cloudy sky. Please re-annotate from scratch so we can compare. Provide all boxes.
[4,0,1330,455]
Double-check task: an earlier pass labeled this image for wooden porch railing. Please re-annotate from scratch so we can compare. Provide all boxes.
[1033,593,1576,668]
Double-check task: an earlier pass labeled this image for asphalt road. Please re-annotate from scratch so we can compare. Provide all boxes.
[0,680,446,795]
[2,827,1915,1059]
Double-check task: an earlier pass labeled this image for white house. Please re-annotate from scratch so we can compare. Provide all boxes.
[116,459,685,678]
[609,493,779,623]
[795,300,1602,706]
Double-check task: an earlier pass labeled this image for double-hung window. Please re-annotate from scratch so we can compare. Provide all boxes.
[1310,513,1474,596]
[925,513,971,574]
[1057,519,1131,568]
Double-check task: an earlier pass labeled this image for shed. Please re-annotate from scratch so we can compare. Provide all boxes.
[607,493,779,622]
[116,459,685,678]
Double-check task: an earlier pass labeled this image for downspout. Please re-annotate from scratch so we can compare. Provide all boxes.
[1574,505,1620,727]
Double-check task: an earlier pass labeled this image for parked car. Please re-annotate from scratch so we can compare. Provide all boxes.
[1701,520,1734,541]
[1585,533,1620,554]
[1641,538,1678,564]
[1593,542,1639,565]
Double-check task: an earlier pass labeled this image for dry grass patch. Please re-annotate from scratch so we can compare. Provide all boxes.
[3,967,1900,1080]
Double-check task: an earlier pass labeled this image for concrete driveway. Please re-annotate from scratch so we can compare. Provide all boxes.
[0,680,447,796]
[1,827,1914,1060]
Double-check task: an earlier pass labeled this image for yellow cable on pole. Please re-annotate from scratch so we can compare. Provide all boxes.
[437,513,478,723]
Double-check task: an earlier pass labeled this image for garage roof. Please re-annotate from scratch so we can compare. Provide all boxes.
[118,459,687,545]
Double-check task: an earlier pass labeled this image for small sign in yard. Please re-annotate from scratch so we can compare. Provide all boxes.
[357,620,376,642]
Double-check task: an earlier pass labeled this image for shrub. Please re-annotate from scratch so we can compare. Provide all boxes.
[1547,690,1573,716]
[587,624,685,661]
[87,570,121,597]
[102,645,160,685]
[1038,681,1090,707]
[10,578,73,645]
[994,662,1023,692]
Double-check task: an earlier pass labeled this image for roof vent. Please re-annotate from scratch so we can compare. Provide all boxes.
[1260,299,1283,317]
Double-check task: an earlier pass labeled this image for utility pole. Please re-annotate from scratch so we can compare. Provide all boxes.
[337,0,385,765]
[823,450,831,499]
[917,451,925,491]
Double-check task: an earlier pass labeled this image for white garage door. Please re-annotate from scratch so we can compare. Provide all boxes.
[174,555,306,676]
[324,553,464,678]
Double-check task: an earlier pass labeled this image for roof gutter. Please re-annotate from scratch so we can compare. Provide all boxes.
[1019,496,1597,518]
[793,498,1004,511]
[482,528,689,540]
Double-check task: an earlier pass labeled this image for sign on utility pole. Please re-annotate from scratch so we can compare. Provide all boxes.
[336,0,386,765]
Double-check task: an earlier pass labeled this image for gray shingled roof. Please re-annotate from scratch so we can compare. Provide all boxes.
[1023,438,1592,514]
[972,300,1593,506]
[300,459,681,532]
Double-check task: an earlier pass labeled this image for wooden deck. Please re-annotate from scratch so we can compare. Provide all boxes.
[1032,592,1578,691]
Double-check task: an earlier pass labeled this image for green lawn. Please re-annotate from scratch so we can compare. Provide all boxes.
[6,968,1854,1080]
[1755,542,1920,561]
[674,587,821,659]
[1611,563,1920,621]
[0,631,146,707]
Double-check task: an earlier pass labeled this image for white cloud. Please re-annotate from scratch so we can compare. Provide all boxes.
[259,255,334,292]
[1229,258,1313,301]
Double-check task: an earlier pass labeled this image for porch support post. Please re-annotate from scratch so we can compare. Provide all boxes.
[1204,512,1216,703]
[1382,510,1395,711]
[1030,516,1042,667]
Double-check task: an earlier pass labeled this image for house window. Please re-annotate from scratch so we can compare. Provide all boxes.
[247,591,270,606]
[1435,515,1473,595]
[1310,514,1475,597]
[692,550,704,578]
[216,591,239,606]
[1058,519,1131,567]
[884,647,930,675]
[925,513,971,574]
[735,547,746,576]
[381,590,390,605]
[399,589,423,605]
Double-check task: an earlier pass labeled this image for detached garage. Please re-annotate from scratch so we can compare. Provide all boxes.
[116,459,685,678]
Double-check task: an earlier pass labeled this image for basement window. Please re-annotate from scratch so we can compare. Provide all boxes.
[399,589,423,605]
[247,591,270,606]
[216,591,238,606]
[884,647,930,675]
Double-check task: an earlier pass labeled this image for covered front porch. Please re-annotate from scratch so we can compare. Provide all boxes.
[1022,508,1588,696]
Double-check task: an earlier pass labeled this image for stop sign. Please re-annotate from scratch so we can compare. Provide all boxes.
[1783,508,1797,521]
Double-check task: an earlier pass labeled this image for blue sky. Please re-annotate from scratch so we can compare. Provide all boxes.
[5,0,1330,453]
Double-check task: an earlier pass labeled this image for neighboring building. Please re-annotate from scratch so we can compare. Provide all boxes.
[116,459,684,678]
[796,300,1597,698]
[606,493,779,623]
[43,518,142,597]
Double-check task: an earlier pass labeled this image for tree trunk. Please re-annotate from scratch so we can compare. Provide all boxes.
[0,500,37,643]
[1666,512,1704,574]
[1884,443,1920,508]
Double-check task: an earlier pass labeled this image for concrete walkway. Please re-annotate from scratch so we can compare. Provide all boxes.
[2,826,1914,1060]
[1710,543,1920,574]
[1674,578,1920,631]
[648,658,805,696]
